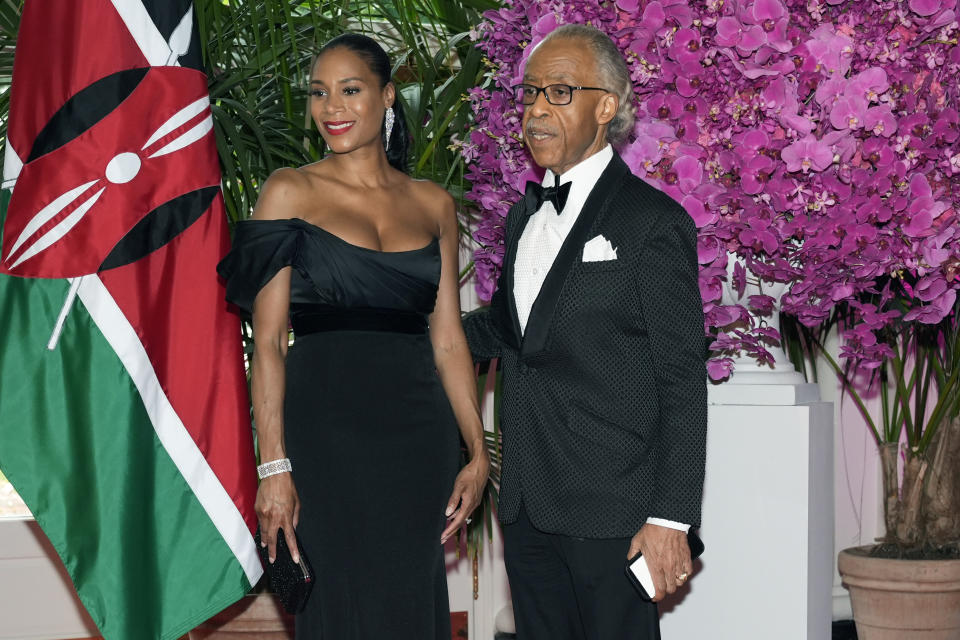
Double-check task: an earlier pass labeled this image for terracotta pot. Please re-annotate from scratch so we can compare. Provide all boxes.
[838,546,960,639]
[188,593,294,639]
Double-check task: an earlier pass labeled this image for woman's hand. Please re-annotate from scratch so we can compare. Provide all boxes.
[440,448,490,544]
[255,472,301,563]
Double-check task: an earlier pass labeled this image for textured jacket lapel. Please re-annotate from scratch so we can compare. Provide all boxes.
[520,154,629,359]
[500,200,531,351]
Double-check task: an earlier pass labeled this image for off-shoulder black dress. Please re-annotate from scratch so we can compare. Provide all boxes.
[218,218,459,639]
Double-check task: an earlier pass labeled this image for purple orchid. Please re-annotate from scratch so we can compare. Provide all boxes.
[464,0,960,378]
[904,288,957,323]
[781,136,834,173]
[748,294,777,315]
[706,357,735,381]
[741,0,793,53]
[830,95,869,130]
[863,106,898,137]
[909,0,945,16]
[715,16,767,54]
[740,154,776,194]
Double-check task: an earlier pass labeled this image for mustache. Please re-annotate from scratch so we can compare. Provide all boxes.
[524,123,558,137]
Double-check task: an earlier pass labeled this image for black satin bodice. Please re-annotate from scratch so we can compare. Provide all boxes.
[216,218,441,326]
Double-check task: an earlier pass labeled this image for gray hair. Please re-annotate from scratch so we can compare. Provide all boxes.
[538,24,636,144]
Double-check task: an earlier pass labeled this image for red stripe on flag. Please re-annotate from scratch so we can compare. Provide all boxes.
[99,194,259,533]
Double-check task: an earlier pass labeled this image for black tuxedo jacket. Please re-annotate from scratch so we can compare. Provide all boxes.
[463,153,708,539]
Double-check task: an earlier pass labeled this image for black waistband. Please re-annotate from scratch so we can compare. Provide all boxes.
[291,306,428,336]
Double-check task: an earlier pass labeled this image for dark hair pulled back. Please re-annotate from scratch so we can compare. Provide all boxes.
[317,33,410,173]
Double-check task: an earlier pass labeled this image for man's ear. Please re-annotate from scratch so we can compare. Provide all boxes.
[596,92,618,126]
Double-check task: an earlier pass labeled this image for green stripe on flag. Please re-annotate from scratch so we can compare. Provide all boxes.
[0,193,251,639]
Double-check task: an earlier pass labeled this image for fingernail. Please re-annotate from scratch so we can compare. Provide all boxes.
[445,506,453,516]
[269,557,275,564]
[293,555,300,564]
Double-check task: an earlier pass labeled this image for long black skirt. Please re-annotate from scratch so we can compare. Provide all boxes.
[283,329,460,640]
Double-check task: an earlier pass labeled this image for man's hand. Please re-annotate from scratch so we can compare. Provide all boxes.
[627,523,692,602]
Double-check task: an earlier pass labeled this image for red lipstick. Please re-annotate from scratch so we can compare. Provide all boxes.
[324,121,355,135]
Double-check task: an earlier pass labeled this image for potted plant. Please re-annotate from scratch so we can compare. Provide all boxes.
[808,294,960,638]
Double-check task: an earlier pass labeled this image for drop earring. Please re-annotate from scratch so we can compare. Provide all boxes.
[384,106,395,146]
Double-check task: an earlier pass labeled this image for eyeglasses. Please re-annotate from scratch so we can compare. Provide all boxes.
[513,83,610,106]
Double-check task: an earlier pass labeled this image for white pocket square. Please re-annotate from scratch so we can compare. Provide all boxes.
[582,234,618,262]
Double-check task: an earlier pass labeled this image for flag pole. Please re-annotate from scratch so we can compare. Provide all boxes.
[47,276,83,350]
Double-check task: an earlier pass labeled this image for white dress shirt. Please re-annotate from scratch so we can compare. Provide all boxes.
[513,145,689,534]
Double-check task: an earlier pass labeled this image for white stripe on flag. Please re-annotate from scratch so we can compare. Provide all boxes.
[166,6,194,65]
[3,142,23,188]
[77,274,263,586]
[142,97,210,149]
[109,0,178,67]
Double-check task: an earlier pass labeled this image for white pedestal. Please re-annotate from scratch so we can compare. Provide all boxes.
[660,385,834,640]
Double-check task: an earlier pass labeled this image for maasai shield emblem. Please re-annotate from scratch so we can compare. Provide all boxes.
[1,3,217,278]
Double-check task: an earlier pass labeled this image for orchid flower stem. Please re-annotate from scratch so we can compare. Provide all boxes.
[918,350,960,452]
[890,352,916,446]
[915,346,931,444]
[880,369,891,442]
[819,347,882,444]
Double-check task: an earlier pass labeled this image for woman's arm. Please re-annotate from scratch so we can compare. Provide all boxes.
[428,190,490,544]
[250,169,304,563]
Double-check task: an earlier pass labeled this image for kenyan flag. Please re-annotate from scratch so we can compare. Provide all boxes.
[0,2,262,638]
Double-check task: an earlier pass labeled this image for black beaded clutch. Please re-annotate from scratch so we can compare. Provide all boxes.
[255,526,314,614]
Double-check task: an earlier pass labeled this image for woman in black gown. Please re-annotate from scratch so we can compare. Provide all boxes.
[217,34,490,639]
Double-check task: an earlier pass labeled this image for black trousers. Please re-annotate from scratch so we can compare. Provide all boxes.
[503,505,661,640]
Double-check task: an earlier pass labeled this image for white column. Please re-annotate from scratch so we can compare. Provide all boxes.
[660,384,835,640]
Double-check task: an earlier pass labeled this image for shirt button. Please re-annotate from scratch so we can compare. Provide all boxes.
[532,268,539,275]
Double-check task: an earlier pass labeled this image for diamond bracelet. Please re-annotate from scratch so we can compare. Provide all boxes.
[257,458,292,480]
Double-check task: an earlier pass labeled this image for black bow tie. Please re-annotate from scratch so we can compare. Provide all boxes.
[524,179,572,215]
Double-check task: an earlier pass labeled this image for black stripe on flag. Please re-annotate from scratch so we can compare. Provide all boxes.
[27,68,149,163]
[100,186,220,271]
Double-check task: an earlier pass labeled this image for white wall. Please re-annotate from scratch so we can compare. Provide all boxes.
[815,330,884,620]
[0,519,99,639]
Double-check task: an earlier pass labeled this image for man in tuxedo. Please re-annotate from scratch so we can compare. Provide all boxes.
[462,24,707,639]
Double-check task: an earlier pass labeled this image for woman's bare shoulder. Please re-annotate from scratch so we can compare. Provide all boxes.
[407,178,455,228]
[252,165,330,221]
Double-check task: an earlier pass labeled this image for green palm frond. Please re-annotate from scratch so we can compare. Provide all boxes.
[0,0,23,162]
